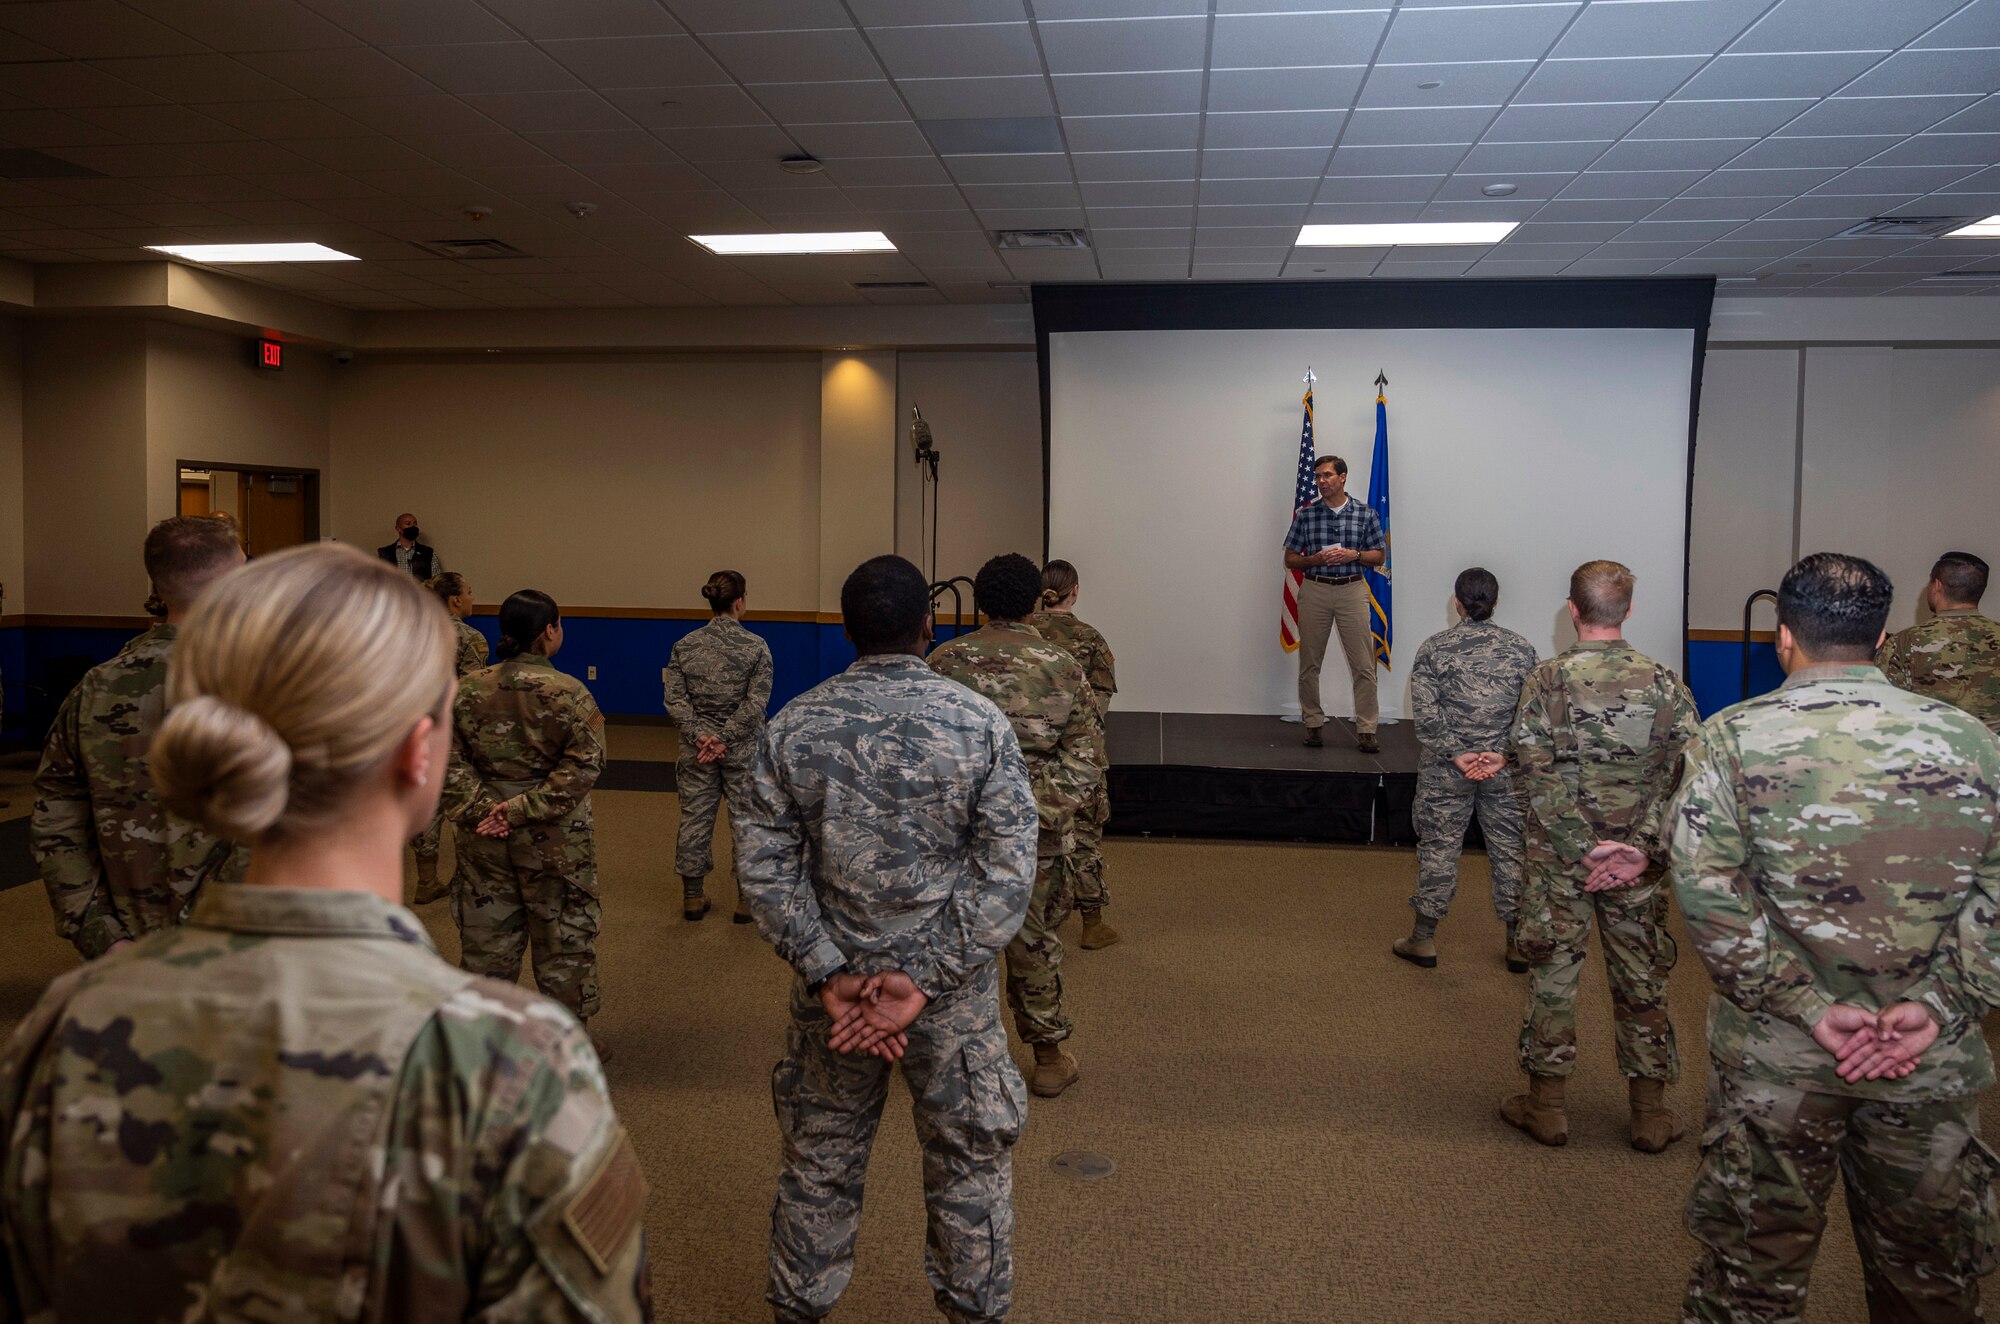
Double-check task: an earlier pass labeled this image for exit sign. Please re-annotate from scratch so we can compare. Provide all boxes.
[254,338,283,370]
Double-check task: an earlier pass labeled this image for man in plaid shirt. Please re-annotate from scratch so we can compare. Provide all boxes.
[1284,454,1387,751]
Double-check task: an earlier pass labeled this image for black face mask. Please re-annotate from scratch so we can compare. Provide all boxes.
[399,525,420,543]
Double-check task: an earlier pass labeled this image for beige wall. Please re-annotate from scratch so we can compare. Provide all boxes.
[1688,348,1799,631]
[894,351,1042,590]
[144,321,331,527]
[818,352,897,612]
[327,355,824,611]
[23,321,150,616]
[0,319,22,617]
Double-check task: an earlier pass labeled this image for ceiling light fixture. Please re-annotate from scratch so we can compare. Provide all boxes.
[689,231,897,255]
[1481,182,1518,197]
[1296,222,1518,247]
[1944,215,2000,237]
[144,242,359,263]
[779,155,825,175]
[1417,80,1443,90]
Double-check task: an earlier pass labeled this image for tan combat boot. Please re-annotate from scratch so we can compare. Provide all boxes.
[413,858,446,905]
[1628,1077,1685,1153]
[1030,1043,1079,1098]
[683,878,711,922]
[1391,935,1437,968]
[1504,932,1529,974]
[1079,909,1121,949]
[1499,1074,1569,1146]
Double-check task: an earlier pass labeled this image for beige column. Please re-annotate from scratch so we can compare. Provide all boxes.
[817,352,898,613]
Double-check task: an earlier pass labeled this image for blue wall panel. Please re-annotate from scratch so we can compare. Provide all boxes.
[1686,638,1785,718]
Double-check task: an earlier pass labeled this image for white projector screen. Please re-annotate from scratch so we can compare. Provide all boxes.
[1047,326,1698,718]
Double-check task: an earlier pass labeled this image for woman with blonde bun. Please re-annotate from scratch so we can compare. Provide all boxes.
[440,589,610,1046]
[409,570,489,903]
[663,569,772,922]
[0,544,650,1321]
[1031,559,1122,949]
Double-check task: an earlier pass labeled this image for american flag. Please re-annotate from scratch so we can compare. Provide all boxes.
[1280,380,1316,652]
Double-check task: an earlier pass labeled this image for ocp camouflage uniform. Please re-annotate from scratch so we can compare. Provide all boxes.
[1510,639,1699,1081]
[1408,617,1539,927]
[1668,663,2000,1323]
[30,622,247,959]
[736,653,1037,1323]
[663,614,773,890]
[1030,608,1117,916]
[442,654,607,1022]
[929,622,1101,1048]
[410,617,491,890]
[0,885,650,1321]
[1875,607,2000,735]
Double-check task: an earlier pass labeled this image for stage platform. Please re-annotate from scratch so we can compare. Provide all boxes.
[1106,712,1441,846]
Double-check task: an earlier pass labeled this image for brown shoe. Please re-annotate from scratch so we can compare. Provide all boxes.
[1628,1077,1685,1153]
[683,896,712,922]
[733,905,754,925]
[1505,935,1529,973]
[1079,911,1122,949]
[1303,725,1324,748]
[1357,731,1380,754]
[1499,1074,1569,1146]
[1029,1043,1079,1097]
[413,859,446,906]
[1391,935,1437,968]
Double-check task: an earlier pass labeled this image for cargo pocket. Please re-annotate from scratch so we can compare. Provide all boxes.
[1933,1133,2000,1279]
[960,1036,1027,1158]
[1684,1102,1756,1256]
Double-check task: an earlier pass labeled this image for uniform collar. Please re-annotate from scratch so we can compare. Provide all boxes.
[187,885,435,950]
[1781,662,1882,688]
[508,653,556,671]
[1938,608,1984,618]
[1567,637,1626,652]
[984,620,1042,638]
[851,652,928,674]
[143,621,177,643]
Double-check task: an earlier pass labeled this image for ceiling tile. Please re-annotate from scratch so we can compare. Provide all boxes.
[1211,11,1392,68]
[480,0,686,39]
[195,99,370,137]
[820,155,951,186]
[1198,177,1316,205]
[280,137,442,172]
[1533,196,1656,221]
[1203,109,1349,149]
[1193,202,1308,226]
[749,80,905,124]
[520,128,688,164]
[1933,94,2000,135]
[1731,0,1966,54]
[1553,0,1779,60]
[1516,56,1706,104]
[1327,143,1464,176]
[943,152,1069,184]
[598,85,767,128]
[1913,0,2000,48]
[1687,166,1845,195]
[1205,67,1365,114]
[387,43,583,96]
[1593,137,1754,170]
[92,54,302,102]
[868,23,1041,80]
[1876,132,2000,168]
[1340,105,1498,146]
[1484,101,1655,142]
[1084,204,1193,226]
[1764,191,1917,216]
[1062,114,1198,152]
[1812,164,1980,195]
[1646,193,1786,219]
[1077,179,1195,207]
[1073,149,1198,181]
[1202,146,1338,178]
[898,76,1053,119]
[1459,139,1610,173]
[851,0,1026,21]
[458,91,630,132]
[663,0,852,33]
[542,35,731,88]
[0,107,134,147]
[1629,98,1814,138]
[1840,49,2000,99]
[704,29,881,83]
[298,0,518,44]
[1559,169,1707,199]
[0,1,205,58]
[1051,71,1206,117]
[1680,51,1886,101]
[408,132,554,167]
[918,115,1062,153]
[1432,172,1570,201]
[1727,134,1904,169]
[1779,94,1979,137]
[1356,61,1533,109]
[655,123,800,160]
[1378,4,1578,64]
[1040,17,1209,74]
[325,95,506,139]
[237,48,440,99]
[792,121,930,157]
[1316,173,1446,203]
[1618,219,1743,241]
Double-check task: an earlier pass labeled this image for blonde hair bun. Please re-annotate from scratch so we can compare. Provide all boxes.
[154,693,294,840]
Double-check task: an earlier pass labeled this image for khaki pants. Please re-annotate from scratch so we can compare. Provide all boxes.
[1297,576,1378,733]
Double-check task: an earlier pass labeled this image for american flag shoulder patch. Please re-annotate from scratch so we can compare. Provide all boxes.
[564,1126,648,1275]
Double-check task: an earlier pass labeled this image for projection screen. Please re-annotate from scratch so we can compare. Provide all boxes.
[1040,283,1711,720]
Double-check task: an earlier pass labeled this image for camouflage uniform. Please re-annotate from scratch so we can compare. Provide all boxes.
[442,654,607,1022]
[1030,609,1117,916]
[1407,618,1540,926]
[30,623,247,959]
[411,617,491,883]
[663,615,773,886]
[929,622,1101,1048]
[0,885,650,1321]
[1510,639,1699,1081]
[1875,607,2000,735]
[1668,663,2000,1323]
[736,653,1037,1323]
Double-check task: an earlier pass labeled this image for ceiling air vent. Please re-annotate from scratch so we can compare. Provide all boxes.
[414,238,528,259]
[994,229,1090,251]
[1834,216,1971,238]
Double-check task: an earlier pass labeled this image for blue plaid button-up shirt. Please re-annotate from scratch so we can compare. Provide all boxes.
[1283,498,1385,584]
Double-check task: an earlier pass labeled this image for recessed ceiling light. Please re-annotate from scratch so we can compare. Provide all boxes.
[1481,182,1518,197]
[689,231,897,255]
[1417,80,1443,90]
[1945,215,2000,237]
[144,242,359,263]
[1296,222,1518,247]
[779,155,825,175]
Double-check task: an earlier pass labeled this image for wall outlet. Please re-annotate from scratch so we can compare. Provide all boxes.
[587,666,597,680]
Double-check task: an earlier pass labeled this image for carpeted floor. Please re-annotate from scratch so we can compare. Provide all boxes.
[0,746,1992,1321]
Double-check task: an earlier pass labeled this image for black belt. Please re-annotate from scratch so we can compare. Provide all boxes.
[1303,573,1362,585]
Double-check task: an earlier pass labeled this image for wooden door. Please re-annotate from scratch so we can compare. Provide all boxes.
[178,480,211,517]
[241,472,308,558]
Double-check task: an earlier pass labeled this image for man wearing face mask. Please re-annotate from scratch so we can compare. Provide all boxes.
[379,513,443,579]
